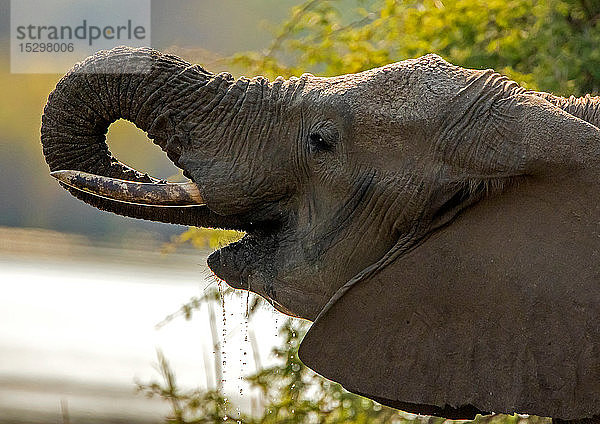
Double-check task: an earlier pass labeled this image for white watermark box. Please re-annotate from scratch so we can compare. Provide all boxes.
[10,0,151,73]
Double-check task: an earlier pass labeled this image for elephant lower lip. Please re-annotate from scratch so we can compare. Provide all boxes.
[206,221,281,294]
[205,233,255,287]
[207,247,248,289]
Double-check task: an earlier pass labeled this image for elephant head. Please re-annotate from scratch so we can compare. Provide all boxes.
[41,47,600,420]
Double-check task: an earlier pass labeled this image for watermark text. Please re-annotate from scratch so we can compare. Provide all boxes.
[11,0,151,73]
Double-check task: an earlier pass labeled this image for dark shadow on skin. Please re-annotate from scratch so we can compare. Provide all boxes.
[356,391,487,419]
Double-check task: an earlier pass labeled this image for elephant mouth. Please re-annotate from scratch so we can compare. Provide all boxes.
[206,212,288,305]
[208,234,301,317]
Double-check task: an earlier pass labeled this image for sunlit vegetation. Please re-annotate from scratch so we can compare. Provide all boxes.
[140,306,415,423]
[233,0,600,95]
[163,227,244,253]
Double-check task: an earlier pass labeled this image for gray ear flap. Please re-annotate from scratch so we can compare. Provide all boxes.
[299,97,600,420]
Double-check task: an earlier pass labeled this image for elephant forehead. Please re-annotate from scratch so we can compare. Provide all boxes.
[304,60,421,98]
[303,56,468,124]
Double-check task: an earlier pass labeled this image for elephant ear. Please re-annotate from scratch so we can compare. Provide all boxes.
[299,95,600,420]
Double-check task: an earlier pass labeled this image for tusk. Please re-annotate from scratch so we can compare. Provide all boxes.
[51,170,205,207]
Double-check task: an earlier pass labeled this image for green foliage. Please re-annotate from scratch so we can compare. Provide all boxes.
[138,350,247,423]
[139,290,421,423]
[233,0,600,95]
[163,227,245,253]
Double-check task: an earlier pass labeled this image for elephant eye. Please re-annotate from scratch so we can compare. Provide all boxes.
[308,131,334,153]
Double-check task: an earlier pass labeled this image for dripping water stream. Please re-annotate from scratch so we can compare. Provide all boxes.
[236,290,251,422]
[217,280,229,421]
[203,276,287,421]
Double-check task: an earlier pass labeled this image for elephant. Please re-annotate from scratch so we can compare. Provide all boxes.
[41,46,600,422]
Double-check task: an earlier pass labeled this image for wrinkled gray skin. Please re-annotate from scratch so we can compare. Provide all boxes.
[41,47,600,420]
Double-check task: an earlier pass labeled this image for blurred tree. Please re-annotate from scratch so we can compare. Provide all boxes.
[163,227,244,253]
[233,0,600,95]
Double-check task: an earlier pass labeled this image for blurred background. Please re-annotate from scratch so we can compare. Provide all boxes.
[1,0,600,422]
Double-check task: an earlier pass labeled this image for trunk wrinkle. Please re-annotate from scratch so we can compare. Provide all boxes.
[192,74,243,139]
[133,61,198,131]
[224,80,253,157]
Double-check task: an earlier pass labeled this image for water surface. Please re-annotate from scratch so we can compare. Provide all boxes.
[0,230,282,423]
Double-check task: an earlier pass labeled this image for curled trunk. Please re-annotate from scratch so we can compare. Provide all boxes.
[41,46,246,230]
